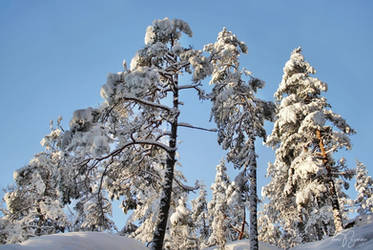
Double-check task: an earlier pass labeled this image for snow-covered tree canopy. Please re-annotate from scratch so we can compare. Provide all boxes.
[207,27,274,168]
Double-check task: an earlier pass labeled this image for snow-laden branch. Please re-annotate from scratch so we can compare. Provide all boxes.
[173,178,199,192]
[122,95,172,112]
[178,122,217,132]
[80,139,176,167]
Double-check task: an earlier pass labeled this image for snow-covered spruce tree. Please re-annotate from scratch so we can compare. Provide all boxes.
[206,28,274,250]
[0,123,69,244]
[207,160,231,249]
[166,195,197,250]
[262,47,355,247]
[60,18,214,250]
[191,183,209,247]
[355,161,373,215]
[226,169,250,241]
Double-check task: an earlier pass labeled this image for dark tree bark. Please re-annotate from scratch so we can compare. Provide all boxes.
[151,68,179,250]
[249,139,258,250]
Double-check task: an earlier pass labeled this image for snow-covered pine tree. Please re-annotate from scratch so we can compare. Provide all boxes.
[206,28,274,250]
[0,125,69,243]
[207,160,231,249]
[59,18,214,250]
[262,47,355,247]
[355,161,373,215]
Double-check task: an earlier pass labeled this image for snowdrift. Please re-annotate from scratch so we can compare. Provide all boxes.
[0,232,148,250]
[203,241,281,250]
[207,221,373,250]
[291,221,373,250]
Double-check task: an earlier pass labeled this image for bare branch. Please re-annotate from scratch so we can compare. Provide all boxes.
[122,95,172,112]
[178,122,217,132]
[177,84,201,90]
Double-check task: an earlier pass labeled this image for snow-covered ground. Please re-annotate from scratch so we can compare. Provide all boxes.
[0,232,148,250]
[204,241,281,250]
[291,220,373,250]
[1,220,372,250]
[210,217,373,250]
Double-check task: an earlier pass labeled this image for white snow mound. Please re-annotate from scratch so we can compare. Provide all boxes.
[291,220,373,250]
[203,241,281,250]
[205,220,373,250]
[0,232,148,250]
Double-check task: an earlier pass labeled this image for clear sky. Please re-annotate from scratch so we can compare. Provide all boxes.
[1,0,372,227]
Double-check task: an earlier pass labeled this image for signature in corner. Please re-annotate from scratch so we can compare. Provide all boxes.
[332,230,367,248]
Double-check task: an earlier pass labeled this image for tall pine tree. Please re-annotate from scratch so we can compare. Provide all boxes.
[207,28,274,250]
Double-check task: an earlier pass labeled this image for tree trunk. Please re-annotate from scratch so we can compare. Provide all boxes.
[249,139,258,250]
[316,129,344,233]
[238,208,246,240]
[150,70,179,250]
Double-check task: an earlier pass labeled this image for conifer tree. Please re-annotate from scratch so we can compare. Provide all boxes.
[166,196,197,250]
[191,183,209,246]
[207,160,230,249]
[355,161,373,215]
[207,28,274,250]
[262,47,355,247]
[0,125,69,243]
[226,170,250,240]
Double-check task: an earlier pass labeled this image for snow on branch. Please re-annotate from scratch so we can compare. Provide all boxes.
[178,122,217,132]
[173,177,200,192]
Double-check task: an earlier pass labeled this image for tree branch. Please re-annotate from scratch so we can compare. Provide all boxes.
[122,95,172,112]
[177,84,201,90]
[178,122,217,132]
[79,139,176,167]
[173,178,199,192]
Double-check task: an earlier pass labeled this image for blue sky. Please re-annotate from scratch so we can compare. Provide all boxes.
[1,0,372,227]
